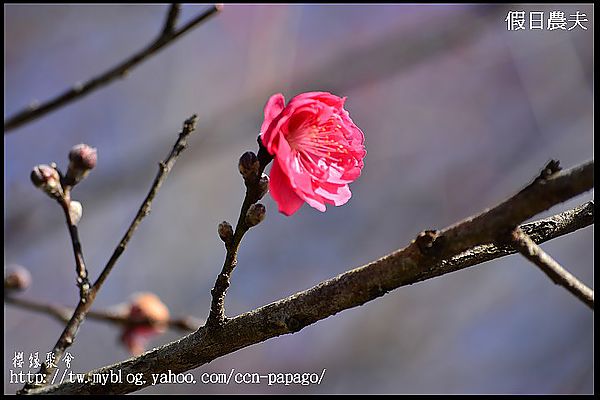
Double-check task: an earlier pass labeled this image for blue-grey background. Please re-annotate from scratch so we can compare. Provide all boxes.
[4,4,594,394]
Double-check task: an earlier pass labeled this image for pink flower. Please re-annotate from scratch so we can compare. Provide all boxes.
[260,92,366,216]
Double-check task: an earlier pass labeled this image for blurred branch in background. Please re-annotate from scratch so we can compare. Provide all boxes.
[3,4,221,133]
[4,295,200,333]
[27,160,593,395]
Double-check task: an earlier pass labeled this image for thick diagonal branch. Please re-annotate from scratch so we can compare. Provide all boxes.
[4,4,220,133]
[426,160,593,259]
[19,115,198,394]
[510,227,594,309]
[27,160,593,395]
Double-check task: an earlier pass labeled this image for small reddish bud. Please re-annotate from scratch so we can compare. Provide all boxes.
[69,144,97,170]
[245,203,266,227]
[66,144,97,185]
[5,265,32,291]
[31,164,62,197]
[218,221,233,243]
[238,151,260,181]
[120,293,170,356]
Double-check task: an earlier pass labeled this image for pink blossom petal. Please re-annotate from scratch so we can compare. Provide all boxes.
[339,165,362,182]
[292,92,345,110]
[314,182,352,206]
[269,158,304,216]
[262,98,316,154]
[261,93,285,135]
[299,191,327,212]
[287,155,315,193]
[273,140,328,212]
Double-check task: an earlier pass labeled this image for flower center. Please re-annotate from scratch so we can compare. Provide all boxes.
[286,116,353,180]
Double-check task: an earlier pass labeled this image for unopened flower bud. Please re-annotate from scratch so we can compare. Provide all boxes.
[66,144,97,185]
[5,265,32,291]
[245,203,266,227]
[218,221,234,243]
[128,292,170,326]
[121,292,170,355]
[69,201,83,225]
[31,164,62,197]
[69,143,97,170]
[238,151,260,181]
[257,173,269,200]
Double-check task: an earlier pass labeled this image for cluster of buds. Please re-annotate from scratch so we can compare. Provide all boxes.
[237,150,269,230]
[120,292,170,355]
[30,144,97,198]
[30,144,96,225]
[4,265,32,292]
[216,146,271,243]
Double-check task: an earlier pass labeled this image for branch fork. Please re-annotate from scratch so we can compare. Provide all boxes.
[19,115,198,394]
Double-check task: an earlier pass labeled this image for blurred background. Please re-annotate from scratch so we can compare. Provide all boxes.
[4,3,594,394]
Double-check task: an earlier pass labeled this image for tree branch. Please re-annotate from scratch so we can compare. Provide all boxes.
[411,201,594,284]
[4,296,200,333]
[26,160,593,395]
[424,160,593,259]
[57,195,90,299]
[510,227,594,309]
[93,115,197,291]
[161,4,181,36]
[208,141,273,326]
[19,115,198,394]
[4,4,221,133]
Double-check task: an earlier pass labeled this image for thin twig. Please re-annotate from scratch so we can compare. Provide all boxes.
[27,196,594,395]
[510,227,594,309]
[162,3,181,36]
[93,115,197,291]
[161,4,181,36]
[207,142,273,327]
[57,195,90,299]
[19,115,198,394]
[5,296,201,333]
[5,296,71,322]
[4,4,221,133]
